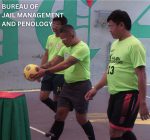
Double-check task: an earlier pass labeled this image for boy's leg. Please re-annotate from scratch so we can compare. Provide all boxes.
[46,106,69,139]
[122,131,137,140]
[108,92,139,140]
[76,112,95,140]
[40,92,57,112]
[81,120,95,140]
[40,73,57,112]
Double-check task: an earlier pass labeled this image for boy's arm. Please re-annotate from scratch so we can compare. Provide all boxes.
[135,66,150,120]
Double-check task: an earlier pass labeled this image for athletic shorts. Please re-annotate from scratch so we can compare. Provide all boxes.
[107,90,139,131]
[58,80,92,113]
[41,72,64,95]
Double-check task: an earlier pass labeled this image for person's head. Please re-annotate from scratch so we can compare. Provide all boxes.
[107,10,131,39]
[52,15,68,35]
[59,24,77,47]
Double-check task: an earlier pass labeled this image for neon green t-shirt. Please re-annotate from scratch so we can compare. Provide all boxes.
[45,34,64,74]
[107,35,146,94]
[58,41,90,83]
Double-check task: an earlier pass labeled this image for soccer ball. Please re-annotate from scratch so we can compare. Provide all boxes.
[23,64,39,81]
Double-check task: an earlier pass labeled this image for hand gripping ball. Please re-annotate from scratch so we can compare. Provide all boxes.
[23,64,39,81]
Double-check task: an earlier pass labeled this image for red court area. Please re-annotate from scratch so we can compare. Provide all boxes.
[14,86,150,140]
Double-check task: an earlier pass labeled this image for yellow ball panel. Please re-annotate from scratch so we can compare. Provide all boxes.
[23,64,39,81]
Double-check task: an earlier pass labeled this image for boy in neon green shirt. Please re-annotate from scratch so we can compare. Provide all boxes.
[107,35,146,94]
[85,10,150,140]
[40,16,67,112]
[34,25,95,140]
[57,41,90,83]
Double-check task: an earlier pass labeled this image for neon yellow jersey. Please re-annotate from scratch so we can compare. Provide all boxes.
[107,35,146,94]
[45,34,64,74]
[58,41,90,83]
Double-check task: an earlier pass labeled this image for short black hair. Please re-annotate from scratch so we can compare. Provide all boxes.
[107,10,131,30]
[60,24,75,35]
[53,15,68,25]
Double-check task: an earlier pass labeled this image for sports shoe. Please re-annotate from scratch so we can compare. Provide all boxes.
[45,132,54,137]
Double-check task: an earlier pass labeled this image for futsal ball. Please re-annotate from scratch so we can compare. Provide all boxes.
[23,64,39,81]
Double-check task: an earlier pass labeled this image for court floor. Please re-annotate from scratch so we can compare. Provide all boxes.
[25,86,150,140]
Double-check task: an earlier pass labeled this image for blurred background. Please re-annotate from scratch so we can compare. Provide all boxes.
[0,0,150,90]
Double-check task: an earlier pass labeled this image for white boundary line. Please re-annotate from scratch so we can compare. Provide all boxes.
[30,126,45,135]
[0,89,40,93]
[146,96,150,99]
[1,84,150,93]
[2,85,150,98]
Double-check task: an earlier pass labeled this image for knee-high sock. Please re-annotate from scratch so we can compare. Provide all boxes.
[41,98,57,112]
[81,121,95,140]
[122,131,137,140]
[50,120,64,140]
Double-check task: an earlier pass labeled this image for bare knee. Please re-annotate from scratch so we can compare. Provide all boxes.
[76,113,87,125]
[40,91,50,101]
[53,94,59,102]
[55,107,69,121]
[109,127,124,138]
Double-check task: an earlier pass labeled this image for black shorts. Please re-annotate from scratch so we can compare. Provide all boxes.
[107,90,139,131]
[58,80,92,113]
[41,72,64,95]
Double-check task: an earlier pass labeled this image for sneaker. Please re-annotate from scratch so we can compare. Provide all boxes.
[45,132,54,137]
[45,132,58,140]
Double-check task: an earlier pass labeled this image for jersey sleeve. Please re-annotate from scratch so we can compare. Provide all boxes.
[57,46,66,57]
[130,43,146,68]
[45,35,51,50]
[71,45,90,61]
